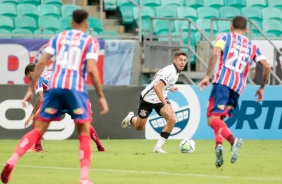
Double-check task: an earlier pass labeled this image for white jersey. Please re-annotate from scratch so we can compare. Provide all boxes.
[141,64,180,104]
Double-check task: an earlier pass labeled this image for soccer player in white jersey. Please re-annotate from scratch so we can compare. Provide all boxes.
[1,10,108,184]
[121,50,187,153]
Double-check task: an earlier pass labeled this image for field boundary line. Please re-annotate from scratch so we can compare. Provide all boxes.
[0,163,281,182]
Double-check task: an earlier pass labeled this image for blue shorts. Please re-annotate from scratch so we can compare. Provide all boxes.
[37,88,92,124]
[207,83,239,118]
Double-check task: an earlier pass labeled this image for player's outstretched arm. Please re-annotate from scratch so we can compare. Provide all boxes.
[87,58,109,115]
[198,46,221,91]
[255,59,271,102]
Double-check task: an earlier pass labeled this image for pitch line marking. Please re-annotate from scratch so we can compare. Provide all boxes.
[1,164,282,182]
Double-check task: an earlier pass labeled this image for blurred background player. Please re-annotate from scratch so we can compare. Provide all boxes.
[1,9,109,184]
[24,63,106,152]
[121,50,187,153]
[198,16,271,168]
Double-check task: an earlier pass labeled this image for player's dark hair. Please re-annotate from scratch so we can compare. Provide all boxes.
[25,63,36,75]
[232,16,247,30]
[72,9,88,24]
[174,50,187,58]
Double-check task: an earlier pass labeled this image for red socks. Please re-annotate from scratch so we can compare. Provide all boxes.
[89,125,102,147]
[210,118,235,146]
[79,135,92,180]
[7,129,42,165]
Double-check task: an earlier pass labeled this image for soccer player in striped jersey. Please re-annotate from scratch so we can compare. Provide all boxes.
[198,16,271,168]
[24,63,106,152]
[121,50,187,153]
[1,10,108,184]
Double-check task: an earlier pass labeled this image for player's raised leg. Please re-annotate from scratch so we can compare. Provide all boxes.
[89,125,106,152]
[1,121,49,183]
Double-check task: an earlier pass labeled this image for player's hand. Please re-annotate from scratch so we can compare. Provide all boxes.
[255,88,264,102]
[99,97,109,115]
[169,86,178,92]
[22,88,34,107]
[198,76,210,91]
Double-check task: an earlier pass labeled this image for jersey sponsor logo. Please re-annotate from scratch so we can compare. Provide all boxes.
[145,85,201,139]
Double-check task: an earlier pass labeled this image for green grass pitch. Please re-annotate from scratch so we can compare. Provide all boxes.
[1,139,282,184]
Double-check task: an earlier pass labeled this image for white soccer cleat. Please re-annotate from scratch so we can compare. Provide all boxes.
[153,147,167,153]
[231,138,243,164]
[121,112,134,128]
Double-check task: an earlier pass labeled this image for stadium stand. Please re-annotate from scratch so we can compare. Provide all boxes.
[12,28,33,38]
[204,0,224,8]
[19,0,41,6]
[219,6,241,18]
[183,0,204,9]
[160,0,183,7]
[0,16,14,31]
[0,0,18,5]
[104,0,117,11]
[38,16,60,32]
[224,0,246,9]
[42,0,62,10]
[88,17,103,33]
[38,4,61,18]
[177,7,197,21]
[0,29,11,38]
[262,19,282,36]
[197,7,219,19]
[61,4,81,17]
[245,0,267,9]
[17,4,39,22]
[262,7,282,21]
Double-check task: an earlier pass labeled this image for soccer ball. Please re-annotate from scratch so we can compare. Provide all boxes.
[179,138,196,153]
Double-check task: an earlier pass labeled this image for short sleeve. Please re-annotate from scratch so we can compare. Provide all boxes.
[214,33,227,50]
[45,36,56,55]
[86,37,100,61]
[253,46,267,63]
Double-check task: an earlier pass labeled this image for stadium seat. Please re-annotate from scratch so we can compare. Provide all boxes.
[204,0,224,8]
[183,0,204,9]
[0,3,17,18]
[12,28,33,38]
[19,0,41,6]
[38,4,61,18]
[0,0,18,5]
[156,6,177,18]
[245,0,267,10]
[196,19,218,35]
[241,7,262,22]
[160,0,183,7]
[119,6,134,24]
[217,21,231,33]
[88,17,103,33]
[219,6,241,18]
[117,0,138,7]
[133,6,155,34]
[262,7,282,21]
[247,20,263,37]
[99,31,119,39]
[224,0,246,9]
[0,29,11,38]
[38,16,60,31]
[197,7,219,19]
[34,29,55,38]
[174,20,197,33]
[268,0,282,9]
[103,0,117,11]
[17,4,38,21]
[59,17,71,30]
[0,16,14,31]
[61,4,81,17]
[42,0,62,10]
[15,16,37,31]
[262,19,282,36]
[153,19,174,35]
[177,7,197,21]
[140,0,160,9]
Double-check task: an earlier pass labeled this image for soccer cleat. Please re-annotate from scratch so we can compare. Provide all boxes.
[231,138,243,164]
[215,145,224,168]
[153,147,167,153]
[1,163,15,183]
[97,145,106,152]
[121,112,134,128]
[79,179,93,184]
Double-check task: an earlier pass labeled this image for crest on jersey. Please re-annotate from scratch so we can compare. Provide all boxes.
[139,109,147,117]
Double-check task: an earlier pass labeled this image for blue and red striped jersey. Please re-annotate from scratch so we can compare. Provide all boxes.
[213,32,267,94]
